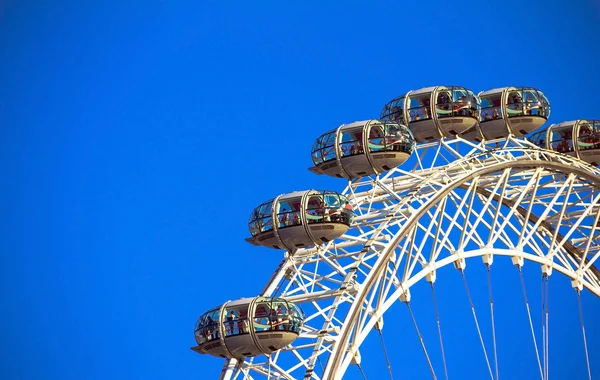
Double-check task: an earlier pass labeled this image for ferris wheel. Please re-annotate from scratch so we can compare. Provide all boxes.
[192,86,600,380]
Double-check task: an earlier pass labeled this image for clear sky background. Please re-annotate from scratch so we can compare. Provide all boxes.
[2,1,600,379]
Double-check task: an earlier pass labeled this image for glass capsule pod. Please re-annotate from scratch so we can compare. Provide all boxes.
[527,120,600,165]
[380,86,481,142]
[309,120,415,178]
[246,190,355,250]
[192,297,305,359]
[478,87,550,139]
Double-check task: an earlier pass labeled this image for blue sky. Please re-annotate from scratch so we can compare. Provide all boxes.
[1,1,600,379]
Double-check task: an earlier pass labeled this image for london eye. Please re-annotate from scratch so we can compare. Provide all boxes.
[192,86,599,380]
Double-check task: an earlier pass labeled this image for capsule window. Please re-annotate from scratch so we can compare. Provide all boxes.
[268,301,290,331]
[506,90,524,117]
[306,194,325,224]
[222,305,249,337]
[248,201,275,236]
[311,141,323,165]
[254,304,271,332]
[550,126,574,153]
[340,128,364,157]
[452,88,468,102]
[436,91,453,118]
[368,124,386,153]
[277,198,301,228]
[258,202,274,233]
[381,103,392,120]
[386,123,414,153]
[408,94,431,122]
[389,98,405,123]
[538,92,550,118]
[288,304,304,333]
[481,94,502,121]
[323,192,346,223]
[466,90,480,118]
[195,308,221,344]
[579,121,600,150]
[529,131,546,148]
[450,88,477,118]
[311,131,337,166]
[324,192,342,209]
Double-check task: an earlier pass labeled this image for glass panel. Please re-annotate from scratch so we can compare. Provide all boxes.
[506,90,524,117]
[528,131,547,148]
[311,130,338,165]
[194,315,207,345]
[385,123,415,153]
[311,140,324,165]
[367,123,386,153]
[266,301,288,331]
[381,103,391,119]
[578,121,600,150]
[249,201,274,236]
[389,97,405,123]
[320,192,341,222]
[195,308,221,342]
[435,90,453,118]
[537,92,550,118]
[549,125,574,153]
[277,197,302,228]
[434,87,479,119]
[253,303,271,332]
[289,303,304,333]
[481,94,502,122]
[466,90,481,118]
[408,94,431,122]
[340,127,364,157]
[306,193,325,224]
[380,97,405,123]
[522,89,538,116]
[222,305,249,337]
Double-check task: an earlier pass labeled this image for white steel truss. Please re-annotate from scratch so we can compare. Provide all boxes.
[219,136,600,380]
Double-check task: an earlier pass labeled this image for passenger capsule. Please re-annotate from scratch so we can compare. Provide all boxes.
[246,190,354,250]
[528,120,600,166]
[192,297,305,359]
[380,86,481,142]
[309,120,415,178]
[479,87,550,139]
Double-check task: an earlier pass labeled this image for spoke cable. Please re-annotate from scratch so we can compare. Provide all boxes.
[430,283,449,380]
[545,277,550,380]
[518,267,543,380]
[377,328,394,380]
[487,265,499,380]
[541,275,549,380]
[541,275,546,380]
[318,356,325,374]
[577,290,592,380]
[460,270,494,380]
[267,353,272,379]
[357,363,368,380]
[406,302,438,380]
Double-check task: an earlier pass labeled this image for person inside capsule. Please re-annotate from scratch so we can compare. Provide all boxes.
[550,126,573,153]
[578,122,600,150]
[481,94,502,121]
[304,192,354,225]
